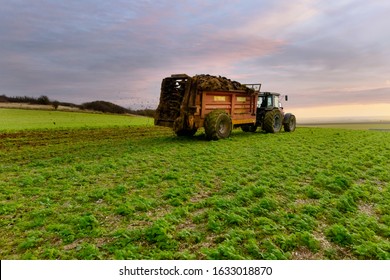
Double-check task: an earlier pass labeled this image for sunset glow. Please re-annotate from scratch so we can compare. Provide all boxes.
[1,1,389,121]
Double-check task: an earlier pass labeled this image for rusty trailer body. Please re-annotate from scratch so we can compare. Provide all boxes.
[154,74,295,140]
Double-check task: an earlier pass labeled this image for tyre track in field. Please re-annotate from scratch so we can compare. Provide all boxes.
[0,126,173,168]
[0,126,172,149]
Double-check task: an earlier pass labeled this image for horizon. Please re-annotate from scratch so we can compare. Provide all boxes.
[2,95,390,125]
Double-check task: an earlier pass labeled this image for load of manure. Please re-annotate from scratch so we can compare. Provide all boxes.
[192,74,253,92]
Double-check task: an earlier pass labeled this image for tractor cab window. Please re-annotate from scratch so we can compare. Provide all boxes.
[274,95,279,108]
[267,96,273,107]
[258,95,275,108]
[257,96,265,108]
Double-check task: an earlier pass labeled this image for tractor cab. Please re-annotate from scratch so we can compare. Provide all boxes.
[258,92,284,110]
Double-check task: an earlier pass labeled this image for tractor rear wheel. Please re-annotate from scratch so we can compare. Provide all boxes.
[204,110,232,140]
[263,110,282,133]
[283,113,296,132]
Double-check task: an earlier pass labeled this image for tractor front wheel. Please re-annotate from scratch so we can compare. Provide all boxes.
[283,113,296,132]
[204,110,232,140]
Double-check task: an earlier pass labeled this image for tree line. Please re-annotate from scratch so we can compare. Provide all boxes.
[0,94,156,117]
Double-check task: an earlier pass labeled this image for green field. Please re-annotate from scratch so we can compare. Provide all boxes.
[0,109,389,260]
[0,108,152,131]
[301,122,390,131]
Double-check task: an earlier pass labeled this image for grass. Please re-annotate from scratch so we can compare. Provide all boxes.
[300,122,390,131]
[0,108,152,131]
[0,109,389,260]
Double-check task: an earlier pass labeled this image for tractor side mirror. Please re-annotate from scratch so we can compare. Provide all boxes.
[285,95,288,101]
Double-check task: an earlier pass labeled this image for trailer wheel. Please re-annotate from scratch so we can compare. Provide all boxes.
[263,110,282,133]
[283,113,296,132]
[204,110,232,140]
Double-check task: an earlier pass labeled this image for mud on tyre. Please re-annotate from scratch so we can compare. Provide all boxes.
[263,109,282,133]
[204,110,232,140]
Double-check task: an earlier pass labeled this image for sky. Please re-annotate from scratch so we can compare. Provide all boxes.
[1,0,390,122]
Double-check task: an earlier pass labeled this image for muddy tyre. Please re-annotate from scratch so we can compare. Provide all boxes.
[263,110,282,133]
[204,110,232,140]
[283,113,296,132]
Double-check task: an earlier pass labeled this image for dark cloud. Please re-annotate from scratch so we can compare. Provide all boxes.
[0,0,389,111]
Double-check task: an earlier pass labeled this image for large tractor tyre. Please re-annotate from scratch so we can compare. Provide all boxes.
[283,113,296,132]
[241,124,258,132]
[263,110,282,133]
[204,110,232,140]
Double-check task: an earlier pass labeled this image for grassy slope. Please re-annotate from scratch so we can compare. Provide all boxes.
[0,110,389,260]
[0,108,152,131]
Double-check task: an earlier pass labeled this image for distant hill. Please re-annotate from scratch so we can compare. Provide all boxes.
[0,94,155,117]
[80,100,130,114]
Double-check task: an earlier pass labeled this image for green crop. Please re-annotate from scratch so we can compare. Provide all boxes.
[0,110,389,259]
[0,108,152,131]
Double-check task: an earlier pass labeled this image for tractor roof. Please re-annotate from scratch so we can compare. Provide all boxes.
[259,92,280,96]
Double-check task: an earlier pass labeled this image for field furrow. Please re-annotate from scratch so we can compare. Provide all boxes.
[1,121,389,259]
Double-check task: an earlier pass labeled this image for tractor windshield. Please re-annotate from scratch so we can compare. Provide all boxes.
[257,95,273,108]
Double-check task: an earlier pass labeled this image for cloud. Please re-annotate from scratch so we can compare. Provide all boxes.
[0,0,389,112]
[236,1,390,108]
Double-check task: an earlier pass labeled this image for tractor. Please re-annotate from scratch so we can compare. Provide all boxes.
[241,91,296,134]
